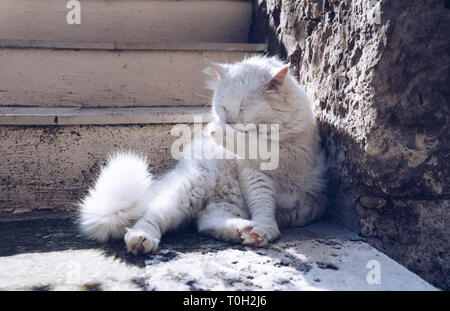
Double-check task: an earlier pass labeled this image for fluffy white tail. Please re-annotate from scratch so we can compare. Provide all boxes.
[77,151,152,242]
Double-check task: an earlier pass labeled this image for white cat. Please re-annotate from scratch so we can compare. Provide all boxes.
[77,56,327,255]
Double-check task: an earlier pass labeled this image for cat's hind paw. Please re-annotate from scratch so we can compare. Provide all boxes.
[124,230,159,255]
[239,226,269,247]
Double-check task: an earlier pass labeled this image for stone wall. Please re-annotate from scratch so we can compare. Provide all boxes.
[251,0,449,289]
[0,125,177,217]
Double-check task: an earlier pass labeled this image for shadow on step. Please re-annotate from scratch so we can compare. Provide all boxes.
[0,218,196,268]
[0,217,342,272]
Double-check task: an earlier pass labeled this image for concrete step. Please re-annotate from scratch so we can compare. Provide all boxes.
[0,0,253,43]
[0,107,210,215]
[0,218,438,290]
[0,106,211,126]
[0,40,266,108]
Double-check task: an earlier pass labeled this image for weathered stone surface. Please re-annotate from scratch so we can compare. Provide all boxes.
[252,0,449,289]
[0,218,437,291]
[0,46,262,108]
[0,0,253,43]
[0,125,177,215]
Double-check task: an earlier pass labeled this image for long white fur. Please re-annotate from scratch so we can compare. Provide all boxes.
[77,151,152,242]
[77,55,327,254]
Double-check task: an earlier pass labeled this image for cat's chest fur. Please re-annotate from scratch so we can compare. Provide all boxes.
[241,138,315,210]
[235,159,307,211]
[268,170,306,210]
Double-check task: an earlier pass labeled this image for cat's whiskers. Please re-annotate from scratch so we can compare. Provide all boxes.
[194,93,213,100]
[270,106,293,113]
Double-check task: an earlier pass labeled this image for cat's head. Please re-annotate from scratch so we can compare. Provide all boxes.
[204,56,295,128]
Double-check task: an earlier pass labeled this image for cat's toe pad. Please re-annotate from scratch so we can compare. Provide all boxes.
[239,226,269,247]
[124,230,159,255]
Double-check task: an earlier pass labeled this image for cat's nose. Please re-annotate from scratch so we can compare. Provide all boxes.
[226,116,236,124]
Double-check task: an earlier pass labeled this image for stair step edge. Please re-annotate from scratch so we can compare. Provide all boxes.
[0,106,212,125]
[0,40,268,52]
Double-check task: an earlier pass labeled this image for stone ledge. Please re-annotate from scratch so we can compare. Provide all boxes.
[0,40,268,52]
[0,218,438,291]
[0,106,212,125]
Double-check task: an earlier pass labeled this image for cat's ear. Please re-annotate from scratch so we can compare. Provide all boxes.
[266,66,289,91]
[204,58,227,79]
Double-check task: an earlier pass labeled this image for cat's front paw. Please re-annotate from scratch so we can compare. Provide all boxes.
[124,230,159,255]
[239,226,269,247]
